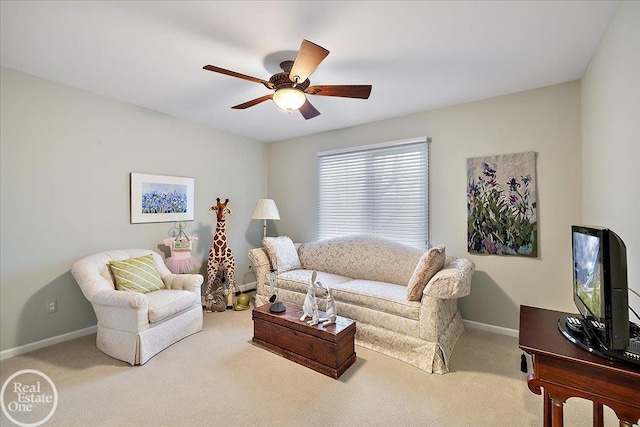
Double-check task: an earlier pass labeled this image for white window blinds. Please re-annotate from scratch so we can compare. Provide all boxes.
[317,137,429,249]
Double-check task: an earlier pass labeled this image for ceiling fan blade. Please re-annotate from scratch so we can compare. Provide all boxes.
[203,65,274,89]
[299,99,320,120]
[306,85,372,99]
[289,40,329,84]
[231,94,273,109]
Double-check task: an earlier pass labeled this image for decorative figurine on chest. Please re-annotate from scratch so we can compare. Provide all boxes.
[320,285,337,326]
[301,270,323,325]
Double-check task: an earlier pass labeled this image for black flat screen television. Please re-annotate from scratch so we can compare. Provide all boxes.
[571,225,629,350]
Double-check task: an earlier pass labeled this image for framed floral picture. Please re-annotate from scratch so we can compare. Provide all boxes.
[467,152,537,257]
[130,173,194,224]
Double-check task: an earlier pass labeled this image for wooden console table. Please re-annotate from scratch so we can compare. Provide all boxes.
[518,305,640,427]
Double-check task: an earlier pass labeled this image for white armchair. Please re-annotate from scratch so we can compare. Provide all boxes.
[71,249,203,365]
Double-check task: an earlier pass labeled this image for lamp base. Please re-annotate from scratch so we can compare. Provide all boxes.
[269,301,286,313]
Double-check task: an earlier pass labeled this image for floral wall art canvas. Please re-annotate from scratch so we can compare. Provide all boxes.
[130,173,194,223]
[467,152,537,257]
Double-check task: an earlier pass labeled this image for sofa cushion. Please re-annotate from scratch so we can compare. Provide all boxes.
[263,236,301,273]
[109,254,166,294]
[406,246,446,301]
[423,257,475,299]
[146,289,199,323]
[330,279,421,320]
[275,270,421,326]
[277,269,352,295]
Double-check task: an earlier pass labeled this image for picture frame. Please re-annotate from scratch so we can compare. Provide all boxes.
[130,173,194,224]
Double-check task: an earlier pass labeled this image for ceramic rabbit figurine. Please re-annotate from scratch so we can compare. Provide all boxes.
[300,271,320,322]
[307,281,325,326]
[307,299,320,326]
[320,286,337,326]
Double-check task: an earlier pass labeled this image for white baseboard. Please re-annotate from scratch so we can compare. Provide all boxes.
[1,313,514,361]
[463,319,519,338]
[0,325,97,361]
[212,282,256,297]
[238,281,257,292]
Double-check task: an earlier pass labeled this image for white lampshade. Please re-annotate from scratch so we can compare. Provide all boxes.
[252,199,280,220]
[252,199,280,239]
[272,88,306,111]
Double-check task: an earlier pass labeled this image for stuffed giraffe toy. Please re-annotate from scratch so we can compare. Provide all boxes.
[205,198,238,309]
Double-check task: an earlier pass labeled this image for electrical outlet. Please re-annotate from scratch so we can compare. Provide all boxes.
[46,298,57,314]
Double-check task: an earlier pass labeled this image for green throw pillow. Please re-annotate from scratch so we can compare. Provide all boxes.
[109,254,166,293]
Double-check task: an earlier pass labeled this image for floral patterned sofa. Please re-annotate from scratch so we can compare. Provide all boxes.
[248,235,475,374]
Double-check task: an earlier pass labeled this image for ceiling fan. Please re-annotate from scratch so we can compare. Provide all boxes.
[203,39,372,120]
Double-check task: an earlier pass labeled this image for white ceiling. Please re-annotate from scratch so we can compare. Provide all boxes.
[0,1,619,143]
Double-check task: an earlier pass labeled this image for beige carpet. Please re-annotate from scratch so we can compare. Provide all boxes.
[0,305,622,427]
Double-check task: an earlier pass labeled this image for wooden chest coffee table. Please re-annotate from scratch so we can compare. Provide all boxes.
[252,302,356,379]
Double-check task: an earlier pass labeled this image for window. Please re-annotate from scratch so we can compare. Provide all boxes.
[317,137,430,249]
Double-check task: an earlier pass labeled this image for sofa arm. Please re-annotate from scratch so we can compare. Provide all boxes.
[423,258,475,299]
[163,273,204,293]
[91,290,150,333]
[92,289,146,309]
[248,248,272,288]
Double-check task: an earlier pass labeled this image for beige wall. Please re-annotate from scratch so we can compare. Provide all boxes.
[2,2,635,352]
[268,81,583,330]
[582,0,640,307]
[0,68,267,351]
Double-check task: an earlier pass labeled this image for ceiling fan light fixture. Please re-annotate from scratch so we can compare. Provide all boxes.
[272,87,306,111]
[203,39,370,120]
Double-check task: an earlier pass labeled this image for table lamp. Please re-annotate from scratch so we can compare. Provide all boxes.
[252,199,280,238]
